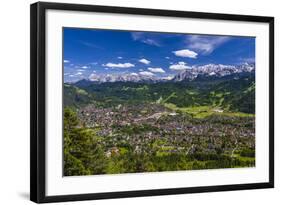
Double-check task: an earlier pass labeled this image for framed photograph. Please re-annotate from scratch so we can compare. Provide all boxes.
[30,2,274,203]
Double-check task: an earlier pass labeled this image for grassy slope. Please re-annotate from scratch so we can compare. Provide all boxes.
[164,103,254,118]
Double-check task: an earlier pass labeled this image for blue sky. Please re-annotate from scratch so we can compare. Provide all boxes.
[63,27,255,82]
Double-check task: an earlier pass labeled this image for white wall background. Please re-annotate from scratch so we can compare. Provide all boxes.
[0,0,279,204]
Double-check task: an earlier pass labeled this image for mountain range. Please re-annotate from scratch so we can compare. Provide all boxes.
[70,63,255,85]
[64,63,255,114]
[172,63,254,81]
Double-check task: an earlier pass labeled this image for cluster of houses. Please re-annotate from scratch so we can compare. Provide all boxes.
[78,103,255,157]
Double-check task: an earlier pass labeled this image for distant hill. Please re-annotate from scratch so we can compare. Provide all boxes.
[64,84,94,108]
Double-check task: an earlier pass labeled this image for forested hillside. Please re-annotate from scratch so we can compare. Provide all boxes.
[64,72,255,114]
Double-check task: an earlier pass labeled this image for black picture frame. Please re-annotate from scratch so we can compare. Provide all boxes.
[30,2,274,203]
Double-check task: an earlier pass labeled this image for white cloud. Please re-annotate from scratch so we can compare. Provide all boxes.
[77,69,85,72]
[148,67,165,73]
[131,32,143,41]
[187,35,230,54]
[239,57,255,63]
[75,72,83,75]
[139,71,154,76]
[78,40,103,49]
[117,56,123,59]
[139,58,151,65]
[131,32,161,47]
[162,75,174,80]
[64,60,70,63]
[130,72,139,76]
[81,65,89,69]
[173,49,198,58]
[89,73,99,80]
[169,62,191,71]
[142,39,160,46]
[103,62,135,68]
[165,57,170,59]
